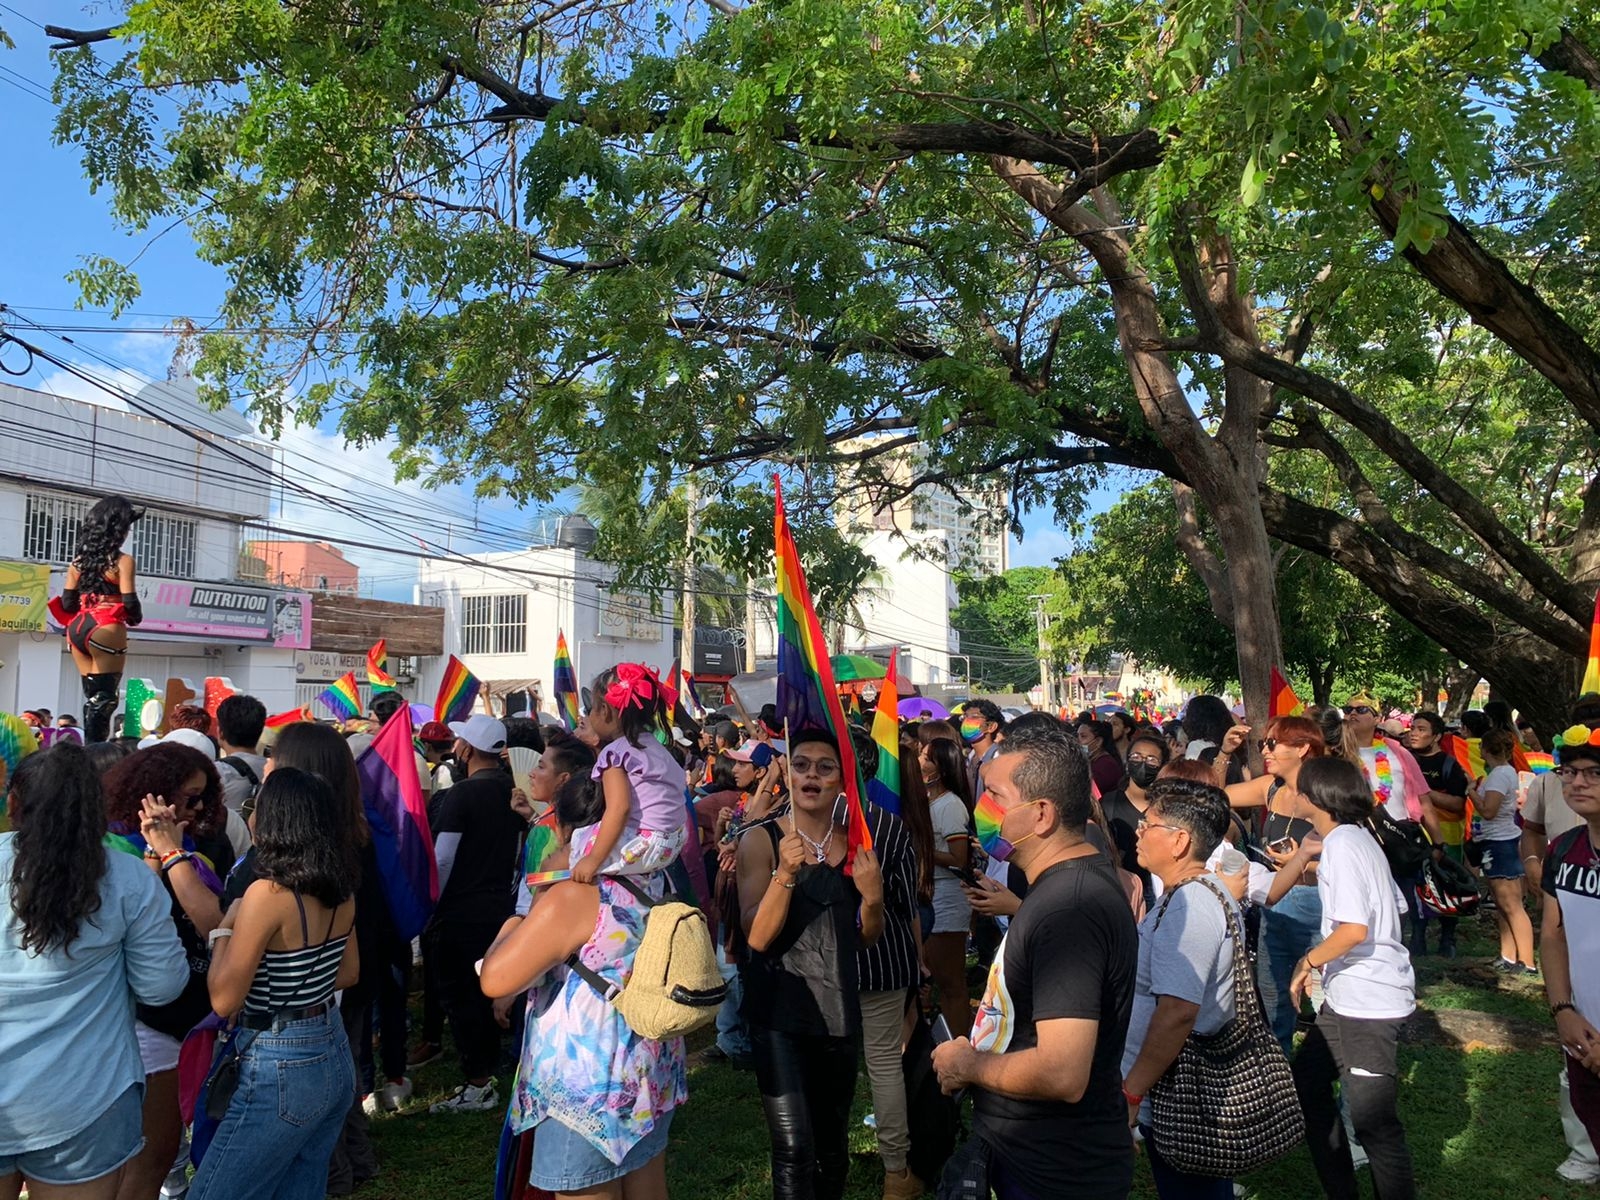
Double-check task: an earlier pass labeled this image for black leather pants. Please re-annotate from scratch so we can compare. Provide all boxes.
[750,1025,859,1200]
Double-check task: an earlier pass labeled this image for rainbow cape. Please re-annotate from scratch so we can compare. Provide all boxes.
[317,672,362,722]
[1584,589,1600,695]
[1269,666,1305,718]
[774,477,872,855]
[435,655,481,724]
[553,632,580,731]
[867,650,901,815]
[367,639,398,694]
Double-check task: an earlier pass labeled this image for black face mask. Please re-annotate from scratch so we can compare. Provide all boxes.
[1127,761,1160,790]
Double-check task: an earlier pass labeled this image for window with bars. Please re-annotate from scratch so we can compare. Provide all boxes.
[461,593,527,655]
[24,492,198,578]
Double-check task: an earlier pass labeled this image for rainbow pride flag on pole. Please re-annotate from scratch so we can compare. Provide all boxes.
[867,649,901,815]
[1583,589,1600,695]
[553,632,580,731]
[435,655,481,724]
[355,701,437,939]
[367,639,397,694]
[317,671,362,721]
[774,477,872,855]
[1269,666,1305,718]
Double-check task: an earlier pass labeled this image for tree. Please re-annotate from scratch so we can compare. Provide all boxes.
[950,566,1068,692]
[34,3,1600,732]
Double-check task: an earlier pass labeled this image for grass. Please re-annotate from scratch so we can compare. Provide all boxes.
[352,898,1589,1200]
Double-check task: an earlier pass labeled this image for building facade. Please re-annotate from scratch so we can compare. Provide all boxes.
[0,379,312,721]
[246,539,360,593]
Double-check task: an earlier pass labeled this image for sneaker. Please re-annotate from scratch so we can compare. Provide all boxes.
[378,1077,414,1112]
[882,1166,926,1200]
[702,1044,729,1061]
[863,1112,878,1130]
[407,1041,444,1069]
[1556,1152,1600,1184]
[429,1081,499,1114]
[361,1092,380,1117]
[1493,957,1517,973]
[159,1163,190,1199]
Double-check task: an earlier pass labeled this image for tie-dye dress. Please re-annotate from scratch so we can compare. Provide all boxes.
[508,875,688,1165]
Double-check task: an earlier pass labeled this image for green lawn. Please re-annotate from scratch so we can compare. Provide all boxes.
[358,906,1590,1199]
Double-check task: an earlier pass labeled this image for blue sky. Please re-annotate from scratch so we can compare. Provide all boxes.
[0,1,1115,595]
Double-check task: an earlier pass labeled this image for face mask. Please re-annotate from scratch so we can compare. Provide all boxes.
[1127,761,1160,789]
[974,790,1038,862]
[960,715,985,744]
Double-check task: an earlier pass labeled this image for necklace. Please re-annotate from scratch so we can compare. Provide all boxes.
[1369,745,1393,811]
[796,822,835,863]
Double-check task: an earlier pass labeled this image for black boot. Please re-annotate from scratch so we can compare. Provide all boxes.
[82,672,121,743]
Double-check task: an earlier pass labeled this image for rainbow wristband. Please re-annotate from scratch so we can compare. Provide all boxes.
[159,850,190,872]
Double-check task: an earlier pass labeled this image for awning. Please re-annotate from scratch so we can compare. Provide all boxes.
[483,678,542,699]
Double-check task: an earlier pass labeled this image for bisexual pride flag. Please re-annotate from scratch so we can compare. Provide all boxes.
[356,701,437,940]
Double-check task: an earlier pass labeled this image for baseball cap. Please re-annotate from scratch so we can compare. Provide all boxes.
[418,721,453,744]
[724,742,775,767]
[161,727,219,761]
[449,714,507,754]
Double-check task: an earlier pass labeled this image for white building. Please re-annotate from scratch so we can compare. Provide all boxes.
[0,379,312,722]
[414,518,676,720]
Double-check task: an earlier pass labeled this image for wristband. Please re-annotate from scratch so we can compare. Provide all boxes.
[1552,1001,1577,1019]
[208,928,234,949]
[770,870,797,890]
[1122,1086,1144,1107]
[159,849,187,869]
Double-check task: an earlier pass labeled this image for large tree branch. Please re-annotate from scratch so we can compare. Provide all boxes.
[1173,480,1234,624]
[1535,27,1600,93]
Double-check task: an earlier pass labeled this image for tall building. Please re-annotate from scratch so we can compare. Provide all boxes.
[834,438,1010,577]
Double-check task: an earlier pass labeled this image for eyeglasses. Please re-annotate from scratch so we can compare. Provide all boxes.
[1127,753,1163,766]
[1136,818,1183,835]
[790,757,841,776]
[1556,766,1600,783]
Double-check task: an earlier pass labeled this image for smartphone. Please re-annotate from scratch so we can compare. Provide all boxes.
[1268,836,1296,855]
[944,863,977,887]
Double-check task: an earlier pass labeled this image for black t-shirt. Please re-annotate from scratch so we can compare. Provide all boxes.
[1099,789,1148,890]
[1413,750,1468,797]
[432,769,522,927]
[971,853,1138,1198]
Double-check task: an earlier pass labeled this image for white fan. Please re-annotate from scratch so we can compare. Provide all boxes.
[507,746,544,815]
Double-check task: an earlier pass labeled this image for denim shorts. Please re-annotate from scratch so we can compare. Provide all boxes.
[0,1084,143,1186]
[1480,836,1525,880]
[529,1108,674,1192]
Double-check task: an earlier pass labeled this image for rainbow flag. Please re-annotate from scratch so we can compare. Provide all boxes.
[317,671,362,721]
[435,655,481,724]
[774,478,872,855]
[1584,589,1600,695]
[553,632,580,731]
[265,706,311,729]
[1269,666,1305,718]
[1525,751,1556,774]
[867,649,901,814]
[848,691,863,720]
[367,639,397,694]
[355,701,437,939]
[681,669,706,718]
[523,811,561,875]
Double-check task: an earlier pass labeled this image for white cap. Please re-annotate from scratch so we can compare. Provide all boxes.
[161,727,218,761]
[448,714,507,754]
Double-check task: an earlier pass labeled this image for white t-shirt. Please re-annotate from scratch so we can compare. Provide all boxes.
[1475,764,1522,843]
[1317,824,1415,1020]
[930,790,969,904]
[1358,744,1409,821]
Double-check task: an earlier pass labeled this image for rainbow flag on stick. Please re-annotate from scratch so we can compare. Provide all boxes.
[773,477,872,855]
[1269,666,1305,718]
[553,632,580,731]
[1583,589,1600,695]
[367,639,397,694]
[355,701,437,939]
[265,706,311,729]
[867,650,901,815]
[435,655,481,724]
[317,672,362,721]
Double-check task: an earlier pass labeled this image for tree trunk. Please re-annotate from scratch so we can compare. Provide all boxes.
[1442,664,1480,721]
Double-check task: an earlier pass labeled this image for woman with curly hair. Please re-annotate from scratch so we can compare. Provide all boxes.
[1,744,187,1200]
[58,494,144,743]
[102,743,227,1200]
[189,767,361,1200]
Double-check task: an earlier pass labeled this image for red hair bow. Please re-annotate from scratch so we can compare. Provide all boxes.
[605,663,678,713]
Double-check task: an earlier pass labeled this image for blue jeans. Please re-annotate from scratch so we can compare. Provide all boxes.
[716,961,750,1058]
[190,1011,355,1200]
[1258,884,1322,1054]
[1140,1127,1235,1200]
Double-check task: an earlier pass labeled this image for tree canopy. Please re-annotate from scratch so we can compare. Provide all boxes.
[31,0,1600,730]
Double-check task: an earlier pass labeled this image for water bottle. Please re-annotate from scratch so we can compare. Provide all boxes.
[1217,846,1248,877]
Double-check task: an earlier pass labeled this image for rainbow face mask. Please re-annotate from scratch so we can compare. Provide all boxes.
[975,790,1035,862]
[960,715,986,744]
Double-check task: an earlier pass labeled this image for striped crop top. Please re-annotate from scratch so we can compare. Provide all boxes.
[242,890,349,1016]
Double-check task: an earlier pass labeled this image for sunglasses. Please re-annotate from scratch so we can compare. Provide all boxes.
[1348,706,1376,717]
[1258,737,1306,752]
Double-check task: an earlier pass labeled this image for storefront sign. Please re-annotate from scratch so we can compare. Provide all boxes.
[137,579,313,647]
[0,561,51,633]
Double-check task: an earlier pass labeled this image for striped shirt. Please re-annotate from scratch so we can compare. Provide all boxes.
[243,895,348,1015]
[857,804,921,993]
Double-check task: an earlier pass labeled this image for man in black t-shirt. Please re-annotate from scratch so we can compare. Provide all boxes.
[932,730,1138,1200]
[1408,711,1471,957]
[423,714,522,1113]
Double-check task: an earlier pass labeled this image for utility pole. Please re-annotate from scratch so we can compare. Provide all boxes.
[681,475,699,679]
[1031,595,1053,710]
[744,576,759,673]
